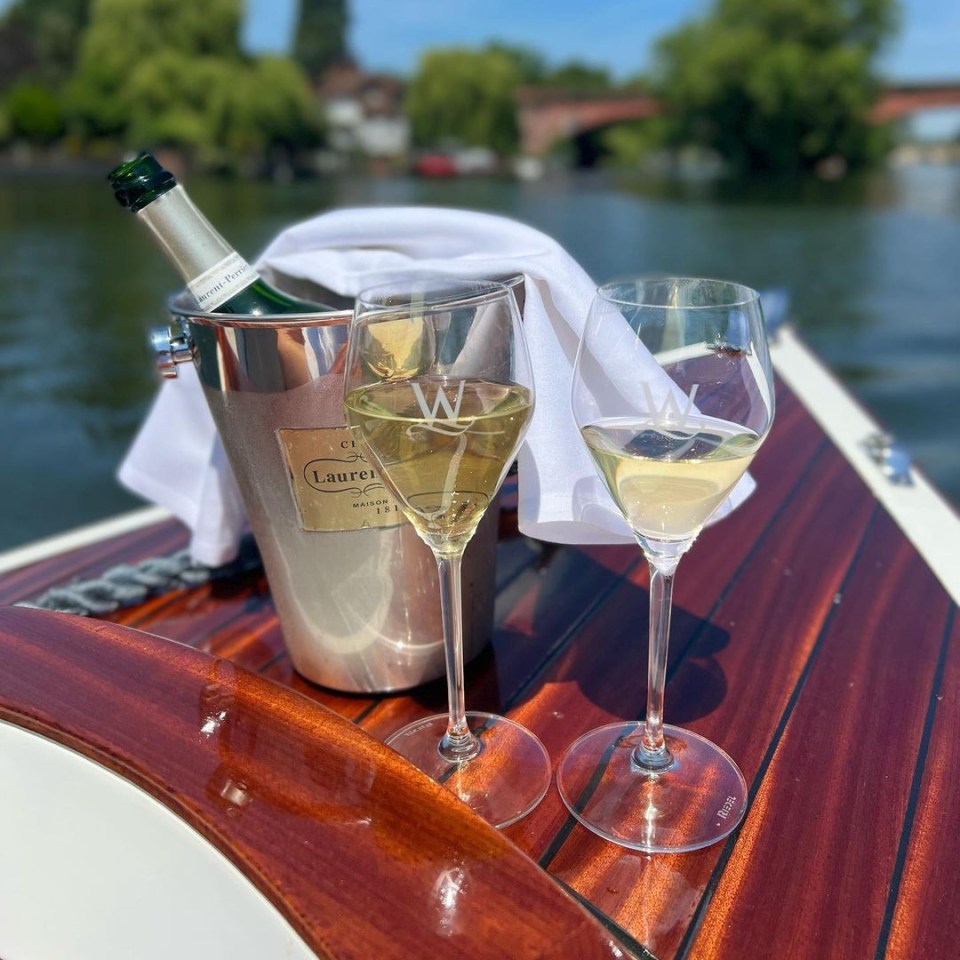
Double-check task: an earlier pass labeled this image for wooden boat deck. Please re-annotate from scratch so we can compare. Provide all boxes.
[2,369,958,958]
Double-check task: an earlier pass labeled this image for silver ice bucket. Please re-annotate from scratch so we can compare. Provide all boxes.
[153,276,521,693]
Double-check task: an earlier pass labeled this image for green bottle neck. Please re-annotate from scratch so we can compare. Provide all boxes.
[110,153,333,316]
[137,185,258,310]
[108,154,178,213]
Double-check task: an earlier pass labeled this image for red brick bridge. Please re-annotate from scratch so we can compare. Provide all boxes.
[516,81,960,155]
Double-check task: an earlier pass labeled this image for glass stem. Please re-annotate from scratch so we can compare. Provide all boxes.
[436,547,482,764]
[635,556,680,771]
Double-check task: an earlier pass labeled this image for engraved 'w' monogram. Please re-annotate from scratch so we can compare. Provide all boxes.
[641,382,699,425]
[413,380,465,420]
[410,381,469,436]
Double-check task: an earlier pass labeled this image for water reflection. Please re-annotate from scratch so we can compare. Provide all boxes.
[0,165,957,551]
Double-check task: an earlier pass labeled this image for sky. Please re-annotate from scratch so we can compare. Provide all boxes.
[240,0,960,137]
[242,0,960,83]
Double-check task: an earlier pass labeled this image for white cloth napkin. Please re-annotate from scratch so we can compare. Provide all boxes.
[118,206,754,565]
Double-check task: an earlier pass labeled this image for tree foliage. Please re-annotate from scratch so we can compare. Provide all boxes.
[653,0,900,173]
[405,45,530,154]
[62,0,321,165]
[5,80,65,142]
[293,0,349,80]
[66,0,243,137]
[485,43,547,85]
[0,0,90,144]
[543,62,614,95]
[0,0,91,91]
[117,53,321,166]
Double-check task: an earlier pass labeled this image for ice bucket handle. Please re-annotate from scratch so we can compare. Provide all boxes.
[150,323,193,379]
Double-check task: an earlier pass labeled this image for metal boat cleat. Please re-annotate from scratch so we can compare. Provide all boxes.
[863,431,914,486]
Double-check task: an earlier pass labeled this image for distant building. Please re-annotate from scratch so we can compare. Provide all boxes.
[317,63,410,159]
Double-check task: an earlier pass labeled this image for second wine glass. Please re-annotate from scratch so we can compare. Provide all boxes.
[558,277,775,852]
[343,277,551,828]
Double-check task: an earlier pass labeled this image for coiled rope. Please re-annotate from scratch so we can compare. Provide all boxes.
[16,536,262,617]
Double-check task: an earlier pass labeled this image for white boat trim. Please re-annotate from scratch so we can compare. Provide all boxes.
[770,326,959,605]
[0,505,172,576]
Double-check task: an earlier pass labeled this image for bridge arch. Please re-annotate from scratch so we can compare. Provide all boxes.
[516,90,660,157]
[869,82,960,122]
[516,81,960,156]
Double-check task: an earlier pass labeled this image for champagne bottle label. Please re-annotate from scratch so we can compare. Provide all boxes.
[277,427,406,532]
[188,251,259,310]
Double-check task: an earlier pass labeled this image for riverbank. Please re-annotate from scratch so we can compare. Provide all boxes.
[3,137,959,184]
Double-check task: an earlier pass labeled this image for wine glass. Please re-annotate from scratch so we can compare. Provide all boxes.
[343,277,551,828]
[558,277,775,852]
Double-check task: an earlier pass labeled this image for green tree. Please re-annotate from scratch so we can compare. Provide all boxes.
[121,52,321,165]
[599,118,672,166]
[0,0,91,91]
[293,0,349,80]
[653,0,900,173]
[543,62,613,95]
[66,0,244,138]
[5,80,65,142]
[405,45,537,154]
[0,0,91,144]
[485,42,546,85]
[64,0,320,166]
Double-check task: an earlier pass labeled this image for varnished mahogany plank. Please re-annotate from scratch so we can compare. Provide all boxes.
[512,442,875,959]
[115,569,270,643]
[882,604,959,959]
[259,659,382,724]
[686,511,953,959]
[0,607,628,960]
[187,596,289,671]
[4,378,957,959]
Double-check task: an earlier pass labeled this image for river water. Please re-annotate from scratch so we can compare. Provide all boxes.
[1,163,958,553]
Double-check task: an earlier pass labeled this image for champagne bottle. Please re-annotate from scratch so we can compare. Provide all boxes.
[107,152,331,315]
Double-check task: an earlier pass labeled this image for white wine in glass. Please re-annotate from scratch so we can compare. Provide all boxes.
[559,277,775,852]
[345,377,532,549]
[344,278,551,828]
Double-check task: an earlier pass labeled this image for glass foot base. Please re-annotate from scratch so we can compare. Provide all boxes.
[386,711,551,829]
[557,721,747,853]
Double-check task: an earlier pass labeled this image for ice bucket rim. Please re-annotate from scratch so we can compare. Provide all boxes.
[166,274,526,331]
[166,291,354,330]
